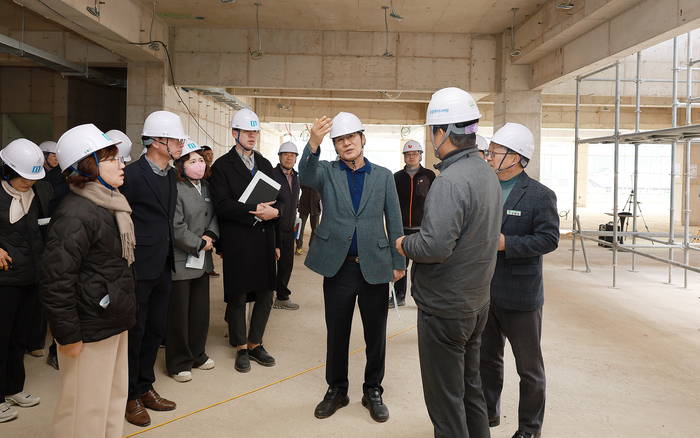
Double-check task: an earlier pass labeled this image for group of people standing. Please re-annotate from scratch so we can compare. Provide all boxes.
[0,84,558,438]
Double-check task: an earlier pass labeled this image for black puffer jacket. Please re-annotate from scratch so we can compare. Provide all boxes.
[39,192,137,345]
[0,186,46,286]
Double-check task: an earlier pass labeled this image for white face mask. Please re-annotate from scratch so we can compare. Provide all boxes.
[185,162,206,180]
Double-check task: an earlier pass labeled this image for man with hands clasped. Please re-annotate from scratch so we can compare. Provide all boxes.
[299,112,405,423]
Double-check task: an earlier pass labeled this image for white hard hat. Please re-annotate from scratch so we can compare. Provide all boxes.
[56,124,120,171]
[1,139,46,180]
[182,140,203,156]
[278,141,298,155]
[105,130,133,162]
[402,140,423,154]
[425,87,482,126]
[39,141,58,154]
[490,122,535,159]
[141,111,189,141]
[330,112,364,139]
[230,109,261,131]
[476,135,489,151]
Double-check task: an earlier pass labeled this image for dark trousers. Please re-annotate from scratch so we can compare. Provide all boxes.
[323,260,388,395]
[296,212,319,250]
[480,303,545,435]
[226,289,273,346]
[393,228,419,299]
[165,274,210,375]
[417,306,490,438]
[128,268,172,400]
[0,284,36,396]
[275,230,295,301]
[26,297,47,351]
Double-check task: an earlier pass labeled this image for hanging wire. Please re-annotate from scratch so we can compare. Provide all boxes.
[510,8,521,57]
[381,6,393,58]
[251,3,264,58]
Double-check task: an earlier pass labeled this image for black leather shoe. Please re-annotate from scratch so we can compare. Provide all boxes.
[512,430,541,438]
[489,416,500,427]
[46,353,59,371]
[314,387,349,419]
[361,388,389,422]
[249,345,275,367]
[235,349,250,373]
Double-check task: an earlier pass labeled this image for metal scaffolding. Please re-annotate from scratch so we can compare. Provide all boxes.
[570,32,700,288]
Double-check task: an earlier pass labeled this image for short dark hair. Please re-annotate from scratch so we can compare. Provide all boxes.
[201,145,212,152]
[431,119,479,149]
[66,145,119,189]
[1,163,21,181]
[174,150,212,182]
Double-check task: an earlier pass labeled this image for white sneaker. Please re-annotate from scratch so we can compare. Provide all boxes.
[0,403,18,422]
[5,392,40,408]
[172,371,192,382]
[195,358,215,370]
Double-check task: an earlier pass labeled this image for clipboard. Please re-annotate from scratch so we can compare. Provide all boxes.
[238,171,281,205]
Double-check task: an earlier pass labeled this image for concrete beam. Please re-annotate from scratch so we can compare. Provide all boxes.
[0,30,125,66]
[13,0,169,63]
[172,28,498,94]
[512,0,642,65]
[531,0,700,89]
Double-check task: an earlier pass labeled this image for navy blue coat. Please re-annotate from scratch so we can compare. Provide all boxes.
[120,155,177,281]
[490,171,559,311]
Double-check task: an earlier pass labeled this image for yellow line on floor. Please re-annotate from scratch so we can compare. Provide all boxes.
[124,324,417,437]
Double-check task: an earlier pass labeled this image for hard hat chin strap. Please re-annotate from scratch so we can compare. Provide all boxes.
[93,152,116,194]
[493,149,520,175]
[235,130,255,152]
[431,124,454,160]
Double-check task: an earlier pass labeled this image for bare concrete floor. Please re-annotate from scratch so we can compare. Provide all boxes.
[6,229,700,437]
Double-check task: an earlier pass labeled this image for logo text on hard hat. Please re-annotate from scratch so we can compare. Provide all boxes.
[32,166,41,173]
[251,121,258,127]
[103,134,111,141]
[469,101,475,109]
[429,109,449,115]
[187,142,196,149]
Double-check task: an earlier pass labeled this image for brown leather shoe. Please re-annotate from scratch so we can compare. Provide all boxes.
[125,398,151,427]
[141,389,176,411]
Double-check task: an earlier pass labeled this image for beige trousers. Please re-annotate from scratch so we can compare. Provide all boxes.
[52,331,129,438]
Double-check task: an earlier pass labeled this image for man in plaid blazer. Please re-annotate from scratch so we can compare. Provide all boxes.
[480,123,560,438]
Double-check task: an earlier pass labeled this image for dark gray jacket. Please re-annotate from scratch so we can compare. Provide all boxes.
[490,171,559,311]
[402,147,502,319]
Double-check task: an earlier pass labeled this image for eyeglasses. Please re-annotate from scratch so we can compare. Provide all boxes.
[333,132,358,146]
[101,156,125,165]
[404,152,420,158]
[484,149,509,159]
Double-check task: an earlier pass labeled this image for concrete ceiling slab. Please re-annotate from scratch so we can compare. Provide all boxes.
[136,0,544,34]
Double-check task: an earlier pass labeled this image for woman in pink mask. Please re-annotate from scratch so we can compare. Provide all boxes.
[165,142,219,382]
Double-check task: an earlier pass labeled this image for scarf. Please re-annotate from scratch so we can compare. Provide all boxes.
[70,182,136,265]
[2,180,35,224]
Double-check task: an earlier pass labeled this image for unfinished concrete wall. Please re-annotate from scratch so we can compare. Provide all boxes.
[172,28,498,95]
[127,62,246,161]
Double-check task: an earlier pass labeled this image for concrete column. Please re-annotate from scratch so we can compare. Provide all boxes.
[126,62,167,158]
[494,32,543,181]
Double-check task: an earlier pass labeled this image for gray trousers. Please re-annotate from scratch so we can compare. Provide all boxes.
[417,306,490,438]
[480,303,545,435]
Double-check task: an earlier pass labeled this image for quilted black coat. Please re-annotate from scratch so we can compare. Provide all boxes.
[39,191,137,345]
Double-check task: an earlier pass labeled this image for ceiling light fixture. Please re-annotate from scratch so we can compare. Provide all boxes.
[510,8,521,57]
[221,0,235,3]
[86,0,102,17]
[389,0,402,20]
[556,2,574,10]
[251,3,264,58]
[381,6,394,58]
